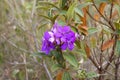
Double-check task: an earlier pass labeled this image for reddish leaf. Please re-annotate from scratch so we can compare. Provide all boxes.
[101,39,115,51]
[112,10,118,18]
[85,43,91,58]
[56,71,63,80]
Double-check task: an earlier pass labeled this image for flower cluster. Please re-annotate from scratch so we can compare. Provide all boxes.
[41,23,77,54]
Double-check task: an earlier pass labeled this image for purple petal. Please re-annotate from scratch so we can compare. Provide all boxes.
[69,37,76,42]
[49,42,55,49]
[61,37,66,42]
[56,38,60,45]
[52,22,62,30]
[55,32,62,38]
[44,31,51,40]
[68,42,74,50]
[63,26,70,32]
[45,48,50,54]
[49,37,55,43]
[61,43,68,50]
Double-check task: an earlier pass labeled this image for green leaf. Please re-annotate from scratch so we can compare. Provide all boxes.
[39,14,51,20]
[37,22,48,30]
[58,20,66,26]
[62,71,72,80]
[116,40,120,56]
[75,7,84,17]
[30,52,47,57]
[0,53,3,64]
[88,27,98,35]
[63,53,78,67]
[87,72,99,78]
[16,70,25,80]
[67,2,76,20]
[12,69,20,78]
[103,25,113,34]
[36,6,49,10]
[116,30,120,35]
[86,0,109,4]
[51,64,62,72]
[77,2,92,9]
[59,0,67,9]
[48,9,53,18]
[51,50,65,67]
[114,22,120,30]
[60,10,67,15]
[90,37,97,48]
[75,14,82,24]
[52,14,59,23]
[77,70,87,79]
[38,1,60,10]
[75,40,81,49]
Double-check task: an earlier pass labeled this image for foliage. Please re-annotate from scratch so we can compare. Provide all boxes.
[0,0,120,80]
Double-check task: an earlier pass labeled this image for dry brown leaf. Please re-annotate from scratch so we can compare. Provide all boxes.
[78,7,88,36]
[113,0,120,5]
[78,25,88,36]
[56,71,63,80]
[94,13,100,20]
[78,6,89,36]
[81,8,87,26]
[85,43,91,58]
[93,3,106,20]
[101,39,115,51]
[80,7,88,26]
[99,3,107,15]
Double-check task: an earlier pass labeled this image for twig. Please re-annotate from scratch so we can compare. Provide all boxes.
[92,49,99,67]
[1,35,29,53]
[31,0,53,80]
[114,56,120,80]
[86,10,111,28]
[92,0,108,21]
[104,35,118,70]
[98,30,104,80]
[101,53,115,69]
[21,53,28,80]
[91,0,115,31]
[43,60,53,80]
[109,2,114,19]
[102,68,115,77]
[89,56,100,70]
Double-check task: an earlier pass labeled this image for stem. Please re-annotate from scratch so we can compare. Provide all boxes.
[104,35,117,70]
[43,60,53,80]
[57,47,66,69]
[115,56,120,80]
[98,30,104,80]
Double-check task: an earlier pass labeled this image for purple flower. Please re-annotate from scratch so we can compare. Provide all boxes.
[41,31,55,54]
[41,23,77,54]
